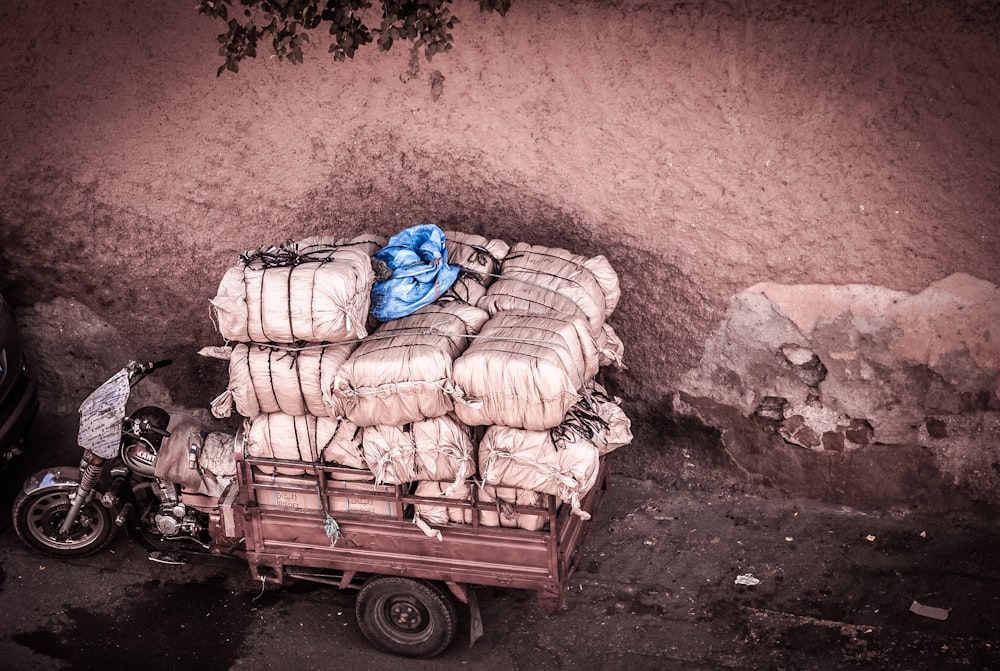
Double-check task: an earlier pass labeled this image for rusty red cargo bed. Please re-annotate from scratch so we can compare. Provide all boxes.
[228,451,609,611]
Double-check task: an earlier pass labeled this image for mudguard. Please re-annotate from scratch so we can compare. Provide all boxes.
[21,466,81,495]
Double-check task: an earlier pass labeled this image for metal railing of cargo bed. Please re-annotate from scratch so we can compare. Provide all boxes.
[234,450,609,608]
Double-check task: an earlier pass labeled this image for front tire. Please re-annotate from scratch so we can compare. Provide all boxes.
[355,576,457,658]
[13,488,117,557]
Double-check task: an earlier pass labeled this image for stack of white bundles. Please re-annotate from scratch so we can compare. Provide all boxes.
[210,243,374,344]
[203,342,357,419]
[245,412,365,476]
[477,485,550,531]
[412,480,474,539]
[443,230,510,305]
[411,481,550,534]
[451,311,600,430]
[478,422,601,519]
[332,301,490,427]
[477,242,621,336]
[361,414,477,493]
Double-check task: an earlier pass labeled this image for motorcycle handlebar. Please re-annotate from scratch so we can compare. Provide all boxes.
[141,359,173,373]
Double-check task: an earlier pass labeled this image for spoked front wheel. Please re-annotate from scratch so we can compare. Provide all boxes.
[12,488,117,557]
[355,576,458,658]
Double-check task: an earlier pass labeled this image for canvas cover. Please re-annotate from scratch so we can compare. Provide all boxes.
[210,243,373,344]
[333,301,489,427]
[155,415,236,497]
[451,311,600,430]
[478,423,601,519]
[361,414,476,492]
[245,412,365,475]
[477,242,621,334]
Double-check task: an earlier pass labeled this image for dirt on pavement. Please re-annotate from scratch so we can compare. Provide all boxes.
[2,420,998,670]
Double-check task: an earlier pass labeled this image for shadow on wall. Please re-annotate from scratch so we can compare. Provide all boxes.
[1,142,728,478]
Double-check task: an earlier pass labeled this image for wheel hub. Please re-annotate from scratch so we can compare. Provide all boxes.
[389,600,424,631]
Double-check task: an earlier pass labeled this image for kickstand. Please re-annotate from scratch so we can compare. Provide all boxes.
[148,550,188,565]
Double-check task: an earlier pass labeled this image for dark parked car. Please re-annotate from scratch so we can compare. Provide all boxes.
[0,292,38,470]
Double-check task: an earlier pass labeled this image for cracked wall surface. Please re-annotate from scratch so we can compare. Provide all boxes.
[678,273,1000,510]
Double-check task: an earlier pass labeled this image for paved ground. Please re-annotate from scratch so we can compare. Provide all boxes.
[1,464,999,671]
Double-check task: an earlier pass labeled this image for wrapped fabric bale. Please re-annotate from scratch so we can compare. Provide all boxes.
[443,230,510,305]
[361,414,476,492]
[560,383,634,456]
[413,480,473,525]
[412,480,473,539]
[452,311,600,430]
[210,243,373,344]
[245,413,365,476]
[478,242,621,334]
[202,342,356,419]
[477,485,550,531]
[332,301,489,427]
[478,423,601,519]
[295,233,387,258]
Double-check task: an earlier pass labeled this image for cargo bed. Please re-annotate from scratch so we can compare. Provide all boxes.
[228,451,609,611]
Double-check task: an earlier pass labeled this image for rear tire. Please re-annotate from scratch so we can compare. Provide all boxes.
[355,576,457,658]
[12,488,117,557]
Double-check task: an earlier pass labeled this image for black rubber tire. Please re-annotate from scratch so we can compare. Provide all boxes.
[355,576,457,658]
[12,488,117,557]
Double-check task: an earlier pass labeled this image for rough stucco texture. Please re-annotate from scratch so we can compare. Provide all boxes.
[0,1,997,510]
[679,273,1000,509]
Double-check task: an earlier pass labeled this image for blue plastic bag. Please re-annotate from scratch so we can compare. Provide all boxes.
[370,224,460,321]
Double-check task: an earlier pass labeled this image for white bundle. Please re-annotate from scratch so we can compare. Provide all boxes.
[477,485,550,531]
[295,233,387,258]
[563,383,634,456]
[478,242,621,334]
[210,244,373,344]
[361,414,476,492]
[245,413,365,476]
[412,481,474,539]
[204,342,356,419]
[443,230,510,305]
[333,301,489,427]
[589,383,633,455]
[452,311,600,430]
[478,424,601,519]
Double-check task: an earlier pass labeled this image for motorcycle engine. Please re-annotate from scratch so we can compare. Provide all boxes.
[155,502,202,537]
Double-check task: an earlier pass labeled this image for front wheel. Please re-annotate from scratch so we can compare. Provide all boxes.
[355,576,457,658]
[13,488,117,557]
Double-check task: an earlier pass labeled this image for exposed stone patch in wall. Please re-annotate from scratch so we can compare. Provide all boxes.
[678,273,1000,509]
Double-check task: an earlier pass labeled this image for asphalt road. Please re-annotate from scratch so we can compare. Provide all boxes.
[2,467,999,671]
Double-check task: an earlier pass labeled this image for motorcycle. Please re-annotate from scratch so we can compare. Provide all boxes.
[12,359,242,562]
[10,358,616,658]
